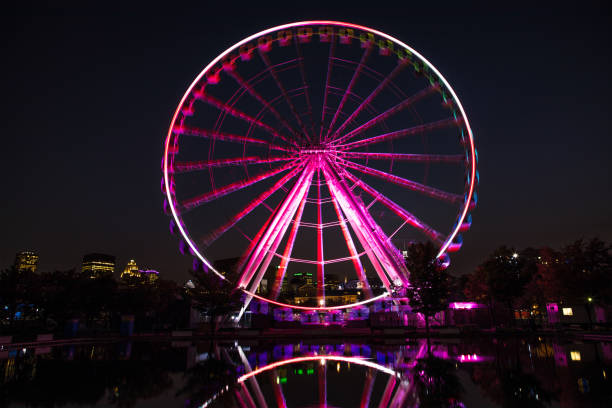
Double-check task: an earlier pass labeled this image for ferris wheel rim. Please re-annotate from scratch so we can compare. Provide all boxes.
[162,20,477,308]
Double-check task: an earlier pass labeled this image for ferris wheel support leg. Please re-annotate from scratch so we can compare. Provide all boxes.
[270,198,307,300]
[238,161,314,288]
[322,160,408,287]
[316,169,325,303]
[322,180,394,292]
[348,216,396,296]
[388,381,409,408]
[234,387,250,408]
[237,162,315,319]
[318,358,327,407]
[271,370,288,408]
[237,346,269,408]
[328,177,374,299]
[237,384,256,408]
[377,375,397,408]
[360,368,377,408]
[246,184,308,300]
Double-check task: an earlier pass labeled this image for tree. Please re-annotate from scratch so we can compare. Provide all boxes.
[186,265,243,336]
[558,238,612,304]
[479,246,532,326]
[404,241,452,352]
[0,266,40,330]
[556,238,612,328]
[414,356,464,408]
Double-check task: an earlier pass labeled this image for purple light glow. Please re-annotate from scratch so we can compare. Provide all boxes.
[449,302,482,309]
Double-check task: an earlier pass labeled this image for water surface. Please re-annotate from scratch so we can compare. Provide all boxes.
[1,337,610,407]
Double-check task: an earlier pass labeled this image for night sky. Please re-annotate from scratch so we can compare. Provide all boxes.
[2,1,610,283]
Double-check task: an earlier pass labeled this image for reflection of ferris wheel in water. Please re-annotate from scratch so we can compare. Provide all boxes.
[162,21,478,313]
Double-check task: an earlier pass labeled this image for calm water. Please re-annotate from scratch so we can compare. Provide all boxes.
[1,337,610,407]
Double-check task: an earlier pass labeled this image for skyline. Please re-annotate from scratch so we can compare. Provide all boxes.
[2,1,610,282]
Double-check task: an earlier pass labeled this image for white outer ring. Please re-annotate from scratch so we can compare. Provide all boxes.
[163,20,476,292]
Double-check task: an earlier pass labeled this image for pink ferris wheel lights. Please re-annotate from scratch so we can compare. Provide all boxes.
[237,355,399,383]
[336,116,459,151]
[339,158,464,204]
[163,21,477,311]
[332,83,440,147]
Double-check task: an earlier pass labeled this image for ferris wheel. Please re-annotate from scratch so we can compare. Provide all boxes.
[162,21,477,313]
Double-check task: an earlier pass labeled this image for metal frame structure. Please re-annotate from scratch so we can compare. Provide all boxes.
[162,21,477,313]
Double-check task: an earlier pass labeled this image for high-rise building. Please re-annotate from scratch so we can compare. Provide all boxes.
[82,253,115,279]
[140,269,160,283]
[120,259,160,285]
[292,271,314,285]
[120,259,139,280]
[14,251,39,273]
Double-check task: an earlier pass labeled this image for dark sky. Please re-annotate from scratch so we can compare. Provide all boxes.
[1,1,610,283]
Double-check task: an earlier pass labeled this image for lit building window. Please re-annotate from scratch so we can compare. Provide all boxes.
[570,351,581,361]
[82,253,115,279]
[562,307,573,316]
[14,251,39,273]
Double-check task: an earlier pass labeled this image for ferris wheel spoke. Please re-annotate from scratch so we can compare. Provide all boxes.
[336,116,460,152]
[271,370,288,408]
[337,158,464,204]
[227,69,304,143]
[270,194,308,300]
[175,125,294,153]
[258,51,312,144]
[327,177,374,299]
[340,168,445,243]
[316,169,325,302]
[173,156,294,173]
[202,165,304,247]
[181,160,299,211]
[332,84,440,147]
[195,92,297,148]
[360,368,377,408]
[330,57,408,143]
[337,151,465,164]
[239,161,315,306]
[294,35,317,139]
[325,45,373,142]
[379,375,398,408]
[319,37,336,143]
[321,159,406,288]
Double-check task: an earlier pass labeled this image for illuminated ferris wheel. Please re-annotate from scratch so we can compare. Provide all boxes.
[162,21,477,312]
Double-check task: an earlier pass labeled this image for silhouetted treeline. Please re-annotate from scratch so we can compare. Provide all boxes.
[0,268,190,336]
[461,238,611,325]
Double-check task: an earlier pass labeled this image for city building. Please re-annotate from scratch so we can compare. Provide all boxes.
[256,278,268,295]
[292,271,314,286]
[14,251,38,273]
[139,269,160,284]
[120,259,139,280]
[120,260,160,284]
[81,253,115,279]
